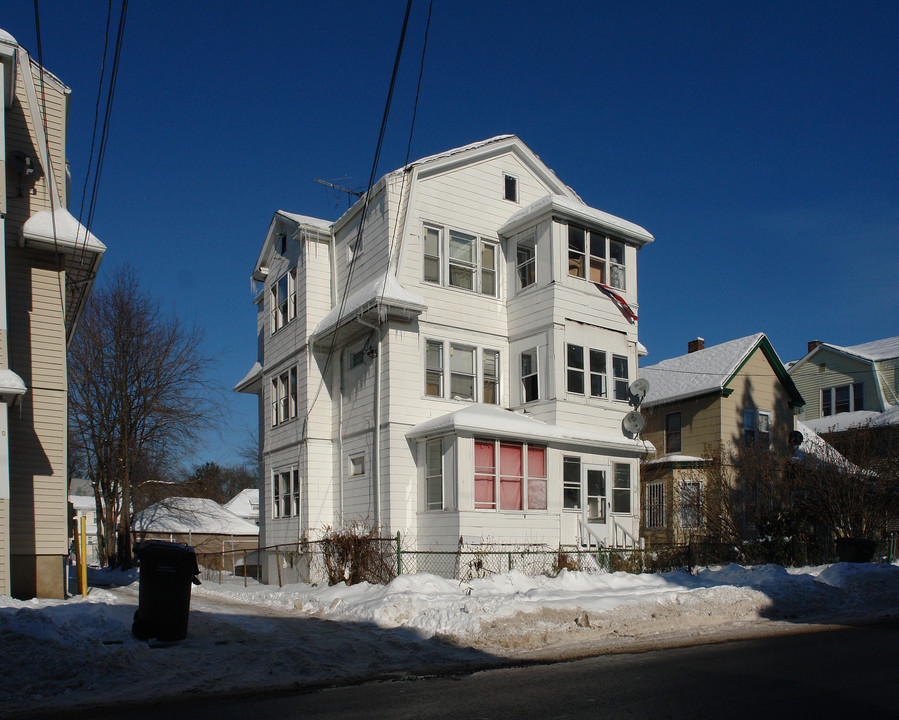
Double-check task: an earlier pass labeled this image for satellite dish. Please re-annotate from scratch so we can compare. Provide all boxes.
[628,377,650,404]
[622,411,645,434]
[789,430,804,447]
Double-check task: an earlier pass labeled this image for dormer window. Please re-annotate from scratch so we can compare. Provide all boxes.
[504,174,518,202]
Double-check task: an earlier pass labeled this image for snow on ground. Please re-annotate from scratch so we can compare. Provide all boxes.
[2,562,898,717]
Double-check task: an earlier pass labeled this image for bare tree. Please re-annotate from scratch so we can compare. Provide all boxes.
[68,266,218,568]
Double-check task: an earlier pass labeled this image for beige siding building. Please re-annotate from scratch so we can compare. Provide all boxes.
[238,136,656,583]
[638,334,804,545]
[0,30,105,598]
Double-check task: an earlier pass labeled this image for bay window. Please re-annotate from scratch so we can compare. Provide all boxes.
[474,440,546,511]
[425,440,443,510]
[516,237,535,290]
[568,224,627,290]
[521,348,539,403]
[271,368,298,426]
[613,354,629,401]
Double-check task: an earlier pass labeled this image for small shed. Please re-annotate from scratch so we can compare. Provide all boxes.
[133,497,259,574]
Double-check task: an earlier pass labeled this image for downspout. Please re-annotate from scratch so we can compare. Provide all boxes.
[357,315,382,529]
[338,350,345,521]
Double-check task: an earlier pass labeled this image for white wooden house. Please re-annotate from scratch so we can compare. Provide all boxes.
[236,136,654,583]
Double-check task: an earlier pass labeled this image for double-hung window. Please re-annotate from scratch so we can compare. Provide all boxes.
[611,464,631,514]
[665,412,682,453]
[271,368,298,426]
[566,344,615,400]
[272,468,299,519]
[566,344,585,395]
[516,237,536,290]
[450,345,476,400]
[568,224,626,290]
[474,440,546,511]
[425,440,443,510]
[821,383,864,416]
[563,456,581,509]
[743,409,771,446]
[521,348,539,403]
[424,224,498,297]
[426,341,499,404]
[270,267,297,333]
[612,354,629,401]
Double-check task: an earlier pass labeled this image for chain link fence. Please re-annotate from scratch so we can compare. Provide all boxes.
[197,532,898,587]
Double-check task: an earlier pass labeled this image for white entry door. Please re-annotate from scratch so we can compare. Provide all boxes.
[584,465,607,531]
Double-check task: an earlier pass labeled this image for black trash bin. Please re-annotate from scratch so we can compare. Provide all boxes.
[132,540,201,641]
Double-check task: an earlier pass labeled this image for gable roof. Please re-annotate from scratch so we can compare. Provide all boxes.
[791,335,899,369]
[641,333,804,408]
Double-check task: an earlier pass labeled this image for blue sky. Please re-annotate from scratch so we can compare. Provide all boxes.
[4,2,897,467]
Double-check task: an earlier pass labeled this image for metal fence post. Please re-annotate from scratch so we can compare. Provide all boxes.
[396,531,402,576]
[275,547,282,588]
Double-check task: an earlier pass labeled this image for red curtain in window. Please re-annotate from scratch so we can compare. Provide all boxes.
[499,443,523,510]
[474,441,496,509]
[527,446,546,510]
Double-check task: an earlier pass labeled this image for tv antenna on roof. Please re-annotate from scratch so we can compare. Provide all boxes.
[314,178,364,208]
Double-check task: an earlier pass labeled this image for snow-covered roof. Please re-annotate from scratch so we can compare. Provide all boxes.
[406,134,515,169]
[312,272,427,341]
[644,454,707,466]
[133,497,259,536]
[224,489,259,520]
[823,336,899,363]
[276,210,332,231]
[802,404,899,434]
[0,368,26,397]
[499,194,654,246]
[640,333,765,406]
[407,404,653,455]
[234,361,262,394]
[0,28,17,46]
[20,209,106,255]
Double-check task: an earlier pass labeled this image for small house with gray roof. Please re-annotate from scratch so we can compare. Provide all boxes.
[637,334,804,544]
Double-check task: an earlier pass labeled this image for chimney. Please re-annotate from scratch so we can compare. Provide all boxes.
[808,340,822,353]
[688,337,705,354]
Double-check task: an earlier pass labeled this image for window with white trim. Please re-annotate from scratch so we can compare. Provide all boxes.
[743,409,771,446]
[422,224,498,297]
[516,236,536,290]
[566,344,613,400]
[822,383,864,416]
[504,174,518,202]
[645,481,665,529]
[521,348,539,403]
[474,440,546,511]
[425,340,444,397]
[270,368,298,426]
[611,464,631,514]
[563,456,581,509]
[612,354,629,401]
[425,340,500,404]
[272,468,299,519]
[270,267,297,333]
[425,440,443,510]
[567,224,627,290]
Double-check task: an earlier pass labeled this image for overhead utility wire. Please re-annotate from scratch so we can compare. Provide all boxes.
[380,0,433,301]
[32,0,65,316]
[305,0,414,421]
[72,0,113,268]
